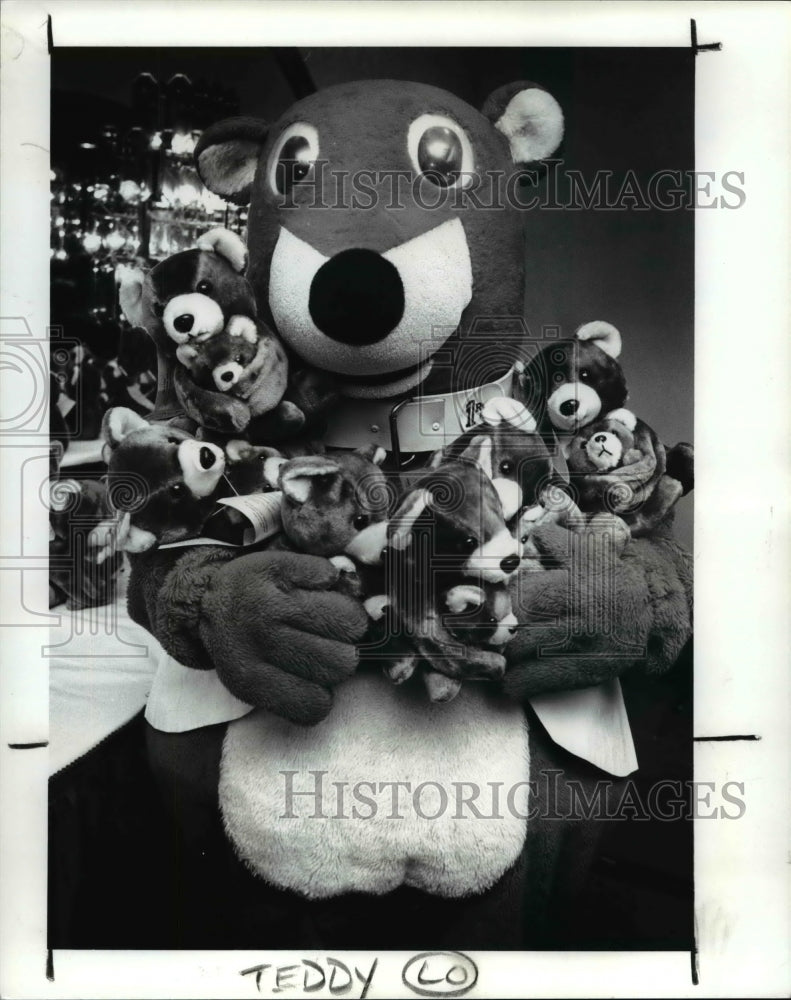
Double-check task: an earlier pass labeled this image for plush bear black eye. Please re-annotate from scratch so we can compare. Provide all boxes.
[169,482,186,499]
[459,535,478,554]
[197,280,213,295]
[234,354,243,364]
[499,459,514,475]
[488,615,498,624]
[153,302,165,318]
[353,513,370,530]
[579,368,591,381]
[418,126,463,187]
[520,535,529,544]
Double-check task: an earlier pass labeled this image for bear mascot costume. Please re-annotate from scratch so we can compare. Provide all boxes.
[125,79,693,949]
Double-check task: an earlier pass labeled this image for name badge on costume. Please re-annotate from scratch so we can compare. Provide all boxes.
[529,678,638,777]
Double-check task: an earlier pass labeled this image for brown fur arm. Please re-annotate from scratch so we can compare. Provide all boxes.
[503,521,692,701]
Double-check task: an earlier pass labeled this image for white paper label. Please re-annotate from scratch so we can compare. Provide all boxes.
[215,490,283,546]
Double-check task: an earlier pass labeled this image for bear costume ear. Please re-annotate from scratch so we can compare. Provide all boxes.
[482,82,564,163]
[101,407,150,450]
[195,117,269,206]
[575,320,622,360]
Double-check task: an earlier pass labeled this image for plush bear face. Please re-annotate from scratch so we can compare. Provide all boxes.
[520,321,628,434]
[101,407,227,549]
[176,323,259,393]
[196,79,564,399]
[118,230,255,358]
[566,409,642,475]
[441,581,518,648]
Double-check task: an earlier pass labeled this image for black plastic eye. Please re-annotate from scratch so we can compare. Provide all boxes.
[275,135,313,195]
[579,368,590,381]
[353,513,370,530]
[488,615,498,624]
[459,535,478,554]
[234,355,243,364]
[499,460,514,475]
[520,535,529,544]
[196,279,213,295]
[153,302,165,318]
[417,126,463,187]
[169,482,186,499]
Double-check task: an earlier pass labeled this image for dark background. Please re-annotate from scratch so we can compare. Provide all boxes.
[50,47,694,952]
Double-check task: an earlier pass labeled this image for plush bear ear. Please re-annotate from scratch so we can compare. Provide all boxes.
[575,321,622,360]
[606,408,637,431]
[195,117,269,206]
[116,264,147,328]
[445,584,486,614]
[481,396,538,431]
[355,444,388,467]
[388,488,433,551]
[196,227,248,274]
[279,456,342,504]
[101,406,150,450]
[482,82,564,163]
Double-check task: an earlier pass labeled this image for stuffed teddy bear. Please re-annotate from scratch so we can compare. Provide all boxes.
[118,232,337,442]
[125,78,693,951]
[564,407,687,536]
[519,320,694,498]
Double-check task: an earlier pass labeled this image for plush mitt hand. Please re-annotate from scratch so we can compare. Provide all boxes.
[502,513,690,702]
[199,550,370,725]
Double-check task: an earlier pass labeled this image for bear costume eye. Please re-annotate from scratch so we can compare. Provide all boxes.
[408,114,473,190]
[197,279,213,295]
[417,126,463,187]
[353,513,370,530]
[499,459,514,475]
[269,123,319,196]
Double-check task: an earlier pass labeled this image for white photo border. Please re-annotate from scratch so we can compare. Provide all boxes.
[1,2,789,998]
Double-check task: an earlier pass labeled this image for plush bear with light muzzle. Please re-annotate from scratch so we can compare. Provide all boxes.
[519,320,628,439]
[94,407,230,555]
[119,232,326,441]
[565,407,689,537]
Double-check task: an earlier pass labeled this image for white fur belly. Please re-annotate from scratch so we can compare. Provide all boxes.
[219,671,530,899]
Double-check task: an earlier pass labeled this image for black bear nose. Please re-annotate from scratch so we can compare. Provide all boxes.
[559,398,579,416]
[309,248,405,345]
[220,370,234,382]
[174,314,194,334]
[199,446,216,469]
[500,554,520,574]
[594,433,607,443]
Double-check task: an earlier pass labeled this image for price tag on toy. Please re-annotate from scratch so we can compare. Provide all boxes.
[206,491,284,547]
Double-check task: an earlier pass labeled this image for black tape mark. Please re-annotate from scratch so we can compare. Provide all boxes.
[8,741,48,750]
[690,18,722,55]
[46,948,54,982]
[693,734,760,742]
[47,14,53,55]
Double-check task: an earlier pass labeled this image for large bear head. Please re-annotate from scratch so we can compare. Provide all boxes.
[195,79,563,402]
